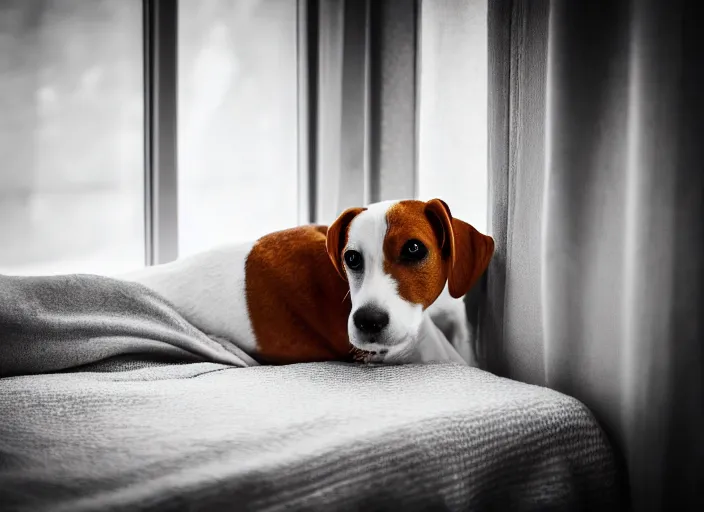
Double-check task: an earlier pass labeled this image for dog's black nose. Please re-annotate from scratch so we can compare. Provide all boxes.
[353,306,389,334]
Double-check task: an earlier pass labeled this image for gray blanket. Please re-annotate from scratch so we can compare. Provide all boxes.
[0,274,623,511]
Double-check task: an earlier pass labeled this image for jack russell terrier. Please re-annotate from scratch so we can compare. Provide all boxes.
[120,199,494,366]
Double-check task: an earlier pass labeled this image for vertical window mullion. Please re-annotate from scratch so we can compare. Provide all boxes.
[143,0,179,265]
[298,0,318,225]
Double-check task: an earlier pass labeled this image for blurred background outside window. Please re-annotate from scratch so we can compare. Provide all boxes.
[417,0,487,231]
[177,0,298,257]
[0,0,143,275]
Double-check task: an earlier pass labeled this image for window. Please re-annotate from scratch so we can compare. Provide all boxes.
[417,0,488,231]
[0,0,144,275]
[0,0,489,274]
[177,0,299,257]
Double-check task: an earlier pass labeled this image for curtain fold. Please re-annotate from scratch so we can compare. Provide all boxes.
[485,0,704,510]
[315,0,418,225]
[314,0,490,232]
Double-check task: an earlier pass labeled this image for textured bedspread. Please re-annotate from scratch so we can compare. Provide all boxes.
[0,274,623,511]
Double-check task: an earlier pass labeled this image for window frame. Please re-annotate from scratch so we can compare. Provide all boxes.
[143,0,317,265]
[143,0,178,265]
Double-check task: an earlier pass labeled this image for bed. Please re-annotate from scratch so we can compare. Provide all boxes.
[0,274,623,511]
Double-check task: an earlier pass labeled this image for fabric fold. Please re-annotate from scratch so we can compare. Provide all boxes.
[0,274,254,378]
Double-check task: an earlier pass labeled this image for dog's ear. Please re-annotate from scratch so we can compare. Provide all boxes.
[425,198,495,298]
[326,207,365,280]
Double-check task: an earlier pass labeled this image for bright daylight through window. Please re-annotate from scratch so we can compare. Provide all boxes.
[0,0,144,275]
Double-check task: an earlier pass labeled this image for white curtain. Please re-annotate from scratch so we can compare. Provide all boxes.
[314,0,489,232]
[484,1,703,510]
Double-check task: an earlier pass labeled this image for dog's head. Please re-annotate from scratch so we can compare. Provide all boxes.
[326,199,494,360]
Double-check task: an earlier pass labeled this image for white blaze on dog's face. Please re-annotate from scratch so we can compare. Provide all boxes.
[325,199,495,362]
[343,200,428,359]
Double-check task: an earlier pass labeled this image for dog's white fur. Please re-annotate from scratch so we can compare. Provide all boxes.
[119,243,260,360]
[344,201,425,359]
[427,284,475,365]
[117,200,473,366]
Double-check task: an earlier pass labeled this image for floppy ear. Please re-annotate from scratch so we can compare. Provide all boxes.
[326,207,365,280]
[425,198,495,298]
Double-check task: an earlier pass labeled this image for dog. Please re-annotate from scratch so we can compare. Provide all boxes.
[119,198,494,366]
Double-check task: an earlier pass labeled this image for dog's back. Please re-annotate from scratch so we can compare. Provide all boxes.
[120,225,355,364]
[244,225,354,363]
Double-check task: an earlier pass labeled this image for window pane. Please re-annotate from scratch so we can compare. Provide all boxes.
[417,0,488,231]
[178,0,299,257]
[0,0,144,276]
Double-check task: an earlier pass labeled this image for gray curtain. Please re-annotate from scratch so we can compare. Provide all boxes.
[483,0,703,510]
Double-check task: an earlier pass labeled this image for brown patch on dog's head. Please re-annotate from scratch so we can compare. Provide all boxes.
[326,206,366,280]
[383,201,449,308]
[383,199,495,306]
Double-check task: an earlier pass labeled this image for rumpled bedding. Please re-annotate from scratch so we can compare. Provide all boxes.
[0,274,622,511]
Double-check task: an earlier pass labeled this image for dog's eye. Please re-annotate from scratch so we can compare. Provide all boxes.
[344,250,363,271]
[400,240,428,262]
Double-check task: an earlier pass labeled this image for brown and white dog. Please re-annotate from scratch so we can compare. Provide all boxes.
[119,199,494,366]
